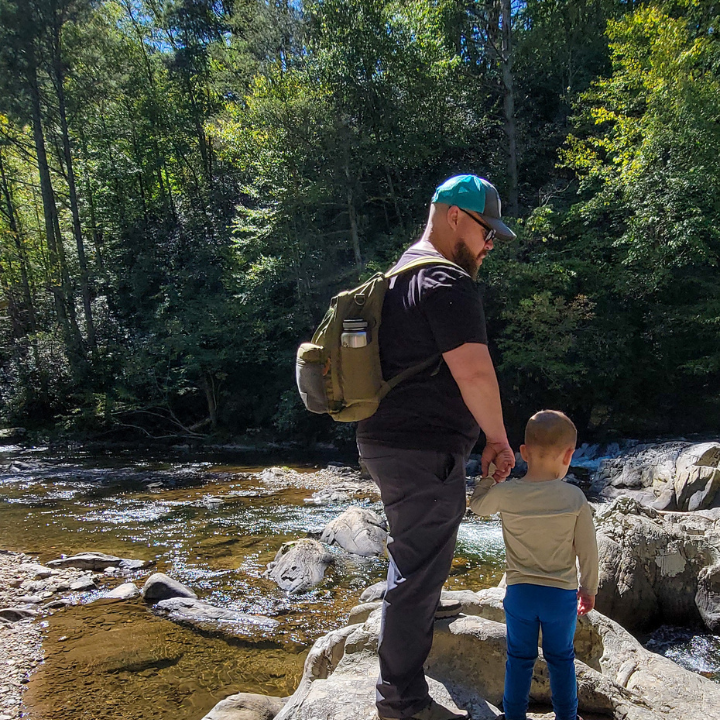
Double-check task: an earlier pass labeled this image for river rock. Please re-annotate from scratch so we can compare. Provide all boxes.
[201,692,286,720]
[478,586,720,719]
[674,442,720,511]
[47,552,122,571]
[118,558,153,572]
[69,576,97,591]
[320,507,388,557]
[275,585,720,720]
[104,583,140,600]
[359,580,386,603]
[155,597,279,631]
[274,608,656,720]
[594,497,720,631]
[263,539,334,594]
[695,563,720,632]
[590,440,720,511]
[0,607,37,622]
[18,563,56,579]
[141,572,197,602]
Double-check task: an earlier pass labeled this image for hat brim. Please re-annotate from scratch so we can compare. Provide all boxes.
[482,215,516,241]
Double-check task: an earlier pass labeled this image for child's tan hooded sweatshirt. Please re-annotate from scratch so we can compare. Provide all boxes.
[470,477,599,595]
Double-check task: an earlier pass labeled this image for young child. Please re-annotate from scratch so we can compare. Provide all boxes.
[470,410,598,720]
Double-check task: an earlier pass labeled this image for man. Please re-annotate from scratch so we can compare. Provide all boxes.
[356,174,516,720]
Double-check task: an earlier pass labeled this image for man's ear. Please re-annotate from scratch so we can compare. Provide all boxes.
[446,205,460,229]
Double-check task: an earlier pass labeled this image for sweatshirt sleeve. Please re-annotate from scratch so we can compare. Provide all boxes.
[469,477,501,516]
[574,502,599,595]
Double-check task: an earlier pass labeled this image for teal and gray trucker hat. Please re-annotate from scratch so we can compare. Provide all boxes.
[432,174,516,241]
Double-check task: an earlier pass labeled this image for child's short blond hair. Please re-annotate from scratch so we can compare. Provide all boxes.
[525,410,577,453]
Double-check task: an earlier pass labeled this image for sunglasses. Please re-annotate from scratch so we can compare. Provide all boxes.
[459,208,496,242]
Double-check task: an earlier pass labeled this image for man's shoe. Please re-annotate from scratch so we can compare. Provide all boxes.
[378,700,470,720]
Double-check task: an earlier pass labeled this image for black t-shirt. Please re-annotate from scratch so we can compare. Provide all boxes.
[356,241,488,454]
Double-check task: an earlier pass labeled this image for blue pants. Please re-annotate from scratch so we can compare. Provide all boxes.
[503,583,578,720]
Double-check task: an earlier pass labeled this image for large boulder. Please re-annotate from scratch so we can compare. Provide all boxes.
[272,585,720,720]
[201,693,286,720]
[263,539,334,594]
[141,572,197,602]
[590,440,720,511]
[674,442,720,511]
[471,586,720,719]
[696,563,720,632]
[320,507,388,557]
[594,497,720,631]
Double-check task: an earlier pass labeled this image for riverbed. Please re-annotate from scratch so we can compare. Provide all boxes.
[0,443,717,720]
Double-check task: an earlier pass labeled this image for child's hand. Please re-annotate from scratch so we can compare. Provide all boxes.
[577,592,595,616]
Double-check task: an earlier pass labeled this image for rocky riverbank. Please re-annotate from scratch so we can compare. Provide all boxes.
[0,551,45,720]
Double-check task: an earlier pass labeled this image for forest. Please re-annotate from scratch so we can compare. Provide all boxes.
[0,0,718,445]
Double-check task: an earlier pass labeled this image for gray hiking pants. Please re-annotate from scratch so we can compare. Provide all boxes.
[357,442,468,719]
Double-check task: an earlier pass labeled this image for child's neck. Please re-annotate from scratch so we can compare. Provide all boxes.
[523,463,567,482]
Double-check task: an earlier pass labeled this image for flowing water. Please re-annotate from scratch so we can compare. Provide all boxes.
[0,444,507,720]
[2,443,718,719]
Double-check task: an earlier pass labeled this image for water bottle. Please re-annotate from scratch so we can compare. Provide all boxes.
[341,319,368,348]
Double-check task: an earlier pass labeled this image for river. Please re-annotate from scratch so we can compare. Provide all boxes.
[0,443,717,719]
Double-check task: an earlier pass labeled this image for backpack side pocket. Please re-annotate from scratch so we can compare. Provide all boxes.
[296,343,330,414]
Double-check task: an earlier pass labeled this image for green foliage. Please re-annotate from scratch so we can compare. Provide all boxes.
[0,0,718,443]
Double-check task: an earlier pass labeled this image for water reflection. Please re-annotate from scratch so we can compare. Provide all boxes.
[645,626,720,680]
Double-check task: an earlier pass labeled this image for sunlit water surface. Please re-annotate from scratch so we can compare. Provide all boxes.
[0,446,508,719]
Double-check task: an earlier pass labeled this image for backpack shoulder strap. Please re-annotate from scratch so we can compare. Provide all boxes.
[384,255,466,280]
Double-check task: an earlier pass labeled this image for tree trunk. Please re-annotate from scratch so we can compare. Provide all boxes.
[344,158,363,272]
[500,0,519,216]
[202,373,218,429]
[0,150,37,335]
[27,62,85,374]
[51,23,97,354]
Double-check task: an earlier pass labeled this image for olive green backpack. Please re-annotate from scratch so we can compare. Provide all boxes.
[296,255,462,422]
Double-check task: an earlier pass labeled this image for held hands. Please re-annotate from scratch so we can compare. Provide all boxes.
[481,439,515,482]
[577,592,595,616]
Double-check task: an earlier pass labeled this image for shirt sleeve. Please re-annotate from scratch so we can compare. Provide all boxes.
[574,502,599,595]
[420,269,487,353]
[469,477,501,516]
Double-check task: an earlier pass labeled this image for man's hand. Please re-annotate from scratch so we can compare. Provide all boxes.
[577,592,595,616]
[481,439,515,482]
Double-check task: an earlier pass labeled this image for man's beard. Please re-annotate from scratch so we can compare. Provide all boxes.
[452,240,480,280]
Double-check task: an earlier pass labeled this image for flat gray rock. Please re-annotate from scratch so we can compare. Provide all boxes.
[69,576,97,591]
[47,552,122,571]
[104,583,140,600]
[201,692,286,720]
[0,607,38,622]
[18,563,56,579]
[156,597,279,631]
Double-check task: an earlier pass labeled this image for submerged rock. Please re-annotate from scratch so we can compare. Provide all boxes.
[141,572,197,602]
[320,507,388,557]
[594,497,720,632]
[47,552,123,571]
[263,539,334,594]
[155,597,279,631]
[201,692,286,720]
